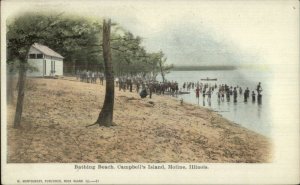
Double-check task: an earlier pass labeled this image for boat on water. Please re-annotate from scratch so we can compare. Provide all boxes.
[178,91,190,94]
[163,91,190,95]
[201,77,217,81]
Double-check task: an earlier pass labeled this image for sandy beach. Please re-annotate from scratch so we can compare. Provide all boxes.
[7,77,272,163]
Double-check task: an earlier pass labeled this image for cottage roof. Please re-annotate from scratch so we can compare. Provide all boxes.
[32,43,64,59]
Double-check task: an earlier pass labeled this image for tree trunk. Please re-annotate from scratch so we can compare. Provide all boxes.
[159,59,165,83]
[7,65,14,105]
[13,62,27,128]
[96,19,115,127]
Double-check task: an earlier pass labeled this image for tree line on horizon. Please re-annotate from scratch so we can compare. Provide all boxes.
[172,65,237,71]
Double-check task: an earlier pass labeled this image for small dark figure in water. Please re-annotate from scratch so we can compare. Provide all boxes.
[195,86,200,98]
[244,87,250,102]
[221,91,224,102]
[252,91,256,102]
[207,89,212,103]
[123,81,127,92]
[239,87,243,95]
[256,82,263,95]
[258,94,262,104]
[175,82,179,96]
[233,87,238,103]
[256,82,263,104]
[226,90,230,102]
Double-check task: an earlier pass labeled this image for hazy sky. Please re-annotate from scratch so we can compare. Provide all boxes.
[3,0,299,67]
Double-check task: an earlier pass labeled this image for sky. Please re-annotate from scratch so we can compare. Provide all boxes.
[2,0,299,67]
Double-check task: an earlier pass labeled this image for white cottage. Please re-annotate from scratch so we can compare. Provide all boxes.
[27,43,64,77]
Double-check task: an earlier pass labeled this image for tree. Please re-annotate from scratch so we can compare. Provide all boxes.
[157,51,173,82]
[7,12,101,128]
[8,12,170,128]
[95,19,115,127]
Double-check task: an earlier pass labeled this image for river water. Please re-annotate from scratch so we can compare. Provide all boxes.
[158,69,273,137]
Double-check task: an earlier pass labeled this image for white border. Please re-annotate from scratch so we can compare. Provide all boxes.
[1,0,299,184]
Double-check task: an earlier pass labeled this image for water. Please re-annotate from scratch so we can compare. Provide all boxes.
[159,69,273,137]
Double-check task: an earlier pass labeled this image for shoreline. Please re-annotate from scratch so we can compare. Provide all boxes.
[64,77,269,138]
[7,77,272,163]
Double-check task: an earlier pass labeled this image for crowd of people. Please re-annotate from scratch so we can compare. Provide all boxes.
[76,70,105,85]
[116,76,180,98]
[75,71,180,99]
[74,70,263,105]
[182,81,263,105]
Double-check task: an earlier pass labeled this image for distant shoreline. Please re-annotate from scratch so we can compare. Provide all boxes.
[171,65,237,71]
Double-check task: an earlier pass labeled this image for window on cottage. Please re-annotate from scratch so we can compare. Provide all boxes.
[37,54,43,59]
[29,54,36,59]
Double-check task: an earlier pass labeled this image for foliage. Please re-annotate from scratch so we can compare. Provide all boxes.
[7,12,102,73]
[7,12,172,79]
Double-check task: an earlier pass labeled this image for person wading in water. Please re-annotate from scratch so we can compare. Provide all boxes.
[256,82,263,104]
[233,87,238,103]
[196,86,200,104]
[252,91,256,102]
[244,87,250,102]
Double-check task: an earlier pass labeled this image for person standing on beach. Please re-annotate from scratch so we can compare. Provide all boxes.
[149,83,153,99]
[91,72,95,83]
[100,73,104,85]
[136,82,140,93]
[76,69,80,80]
[129,78,133,92]
[86,70,90,83]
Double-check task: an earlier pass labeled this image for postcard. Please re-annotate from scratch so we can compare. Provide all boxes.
[1,0,299,184]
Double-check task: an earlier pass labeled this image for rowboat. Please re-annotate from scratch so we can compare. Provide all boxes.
[201,78,217,81]
[178,91,190,94]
